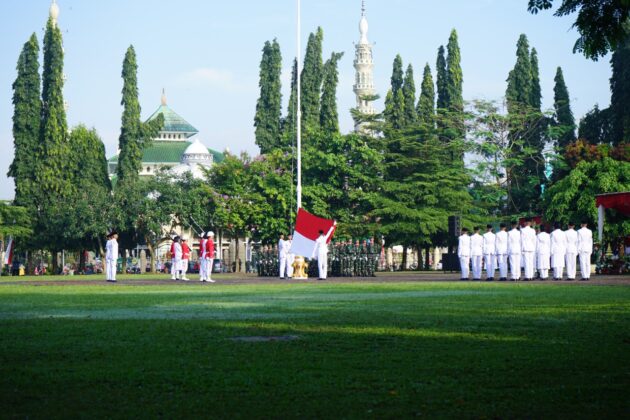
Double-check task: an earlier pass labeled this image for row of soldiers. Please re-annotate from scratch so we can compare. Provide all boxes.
[254,239,381,278]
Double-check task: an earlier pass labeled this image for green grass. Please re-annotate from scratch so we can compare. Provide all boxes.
[0,280,628,418]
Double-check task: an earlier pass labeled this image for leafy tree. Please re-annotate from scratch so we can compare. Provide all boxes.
[254,39,283,154]
[578,105,613,144]
[528,0,630,60]
[301,27,324,131]
[0,203,32,240]
[553,66,576,149]
[320,51,344,135]
[416,63,435,125]
[37,17,71,200]
[436,46,447,110]
[402,64,417,124]
[610,28,630,145]
[544,158,630,243]
[8,34,41,211]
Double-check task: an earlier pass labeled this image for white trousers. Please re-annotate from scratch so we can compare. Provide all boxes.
[471,255,482,279]
[106,259,116,281]
[522,252,535,279]
[565,253,577,279]
[540,269,549,279]
[497,254,508,278]
[509,254,521,280]
[199,258,206,280]
[318,254,328,279]
[553,266,563,279]
[172,258,182,279]
[579,252,591,279]
[181,259,189,277]
[287,254,294,278]
[206,258,213,279]
[279,255,287,278]
[459,256,470,278]
[484,254,495,278]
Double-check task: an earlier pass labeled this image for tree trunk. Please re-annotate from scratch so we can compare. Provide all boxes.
[121,249,127,274]
[425,246,431,270]
[146,237,156,274]
[51,250,59,274]
[79,250,86,273]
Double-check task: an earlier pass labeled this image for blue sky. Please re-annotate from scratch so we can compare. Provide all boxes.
[0,0,612,199]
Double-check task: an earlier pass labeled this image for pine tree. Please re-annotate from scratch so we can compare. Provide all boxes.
[390,54,404,95]
[416,63,435,125]
[553,67,576,149]
[9,33,41,209]
[446,29,463,116]
[320,52,344,135]
[527,47,547,197]
[37,17,71,199]
[506,35,532,110]
[402,64,417,124]
[254,39,283,154]
[610,30,630,145]
[436,46,447,110]
[391,89,406,130]
[529,48,542,111]
[301,27,324,131]
[282,58,298,142]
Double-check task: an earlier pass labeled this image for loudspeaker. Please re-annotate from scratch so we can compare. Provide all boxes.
[448,215,461,239]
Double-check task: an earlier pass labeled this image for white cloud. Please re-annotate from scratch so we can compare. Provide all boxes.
[176,68,253,93]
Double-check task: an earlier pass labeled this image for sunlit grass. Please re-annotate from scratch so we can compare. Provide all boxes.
[0,281,628,418]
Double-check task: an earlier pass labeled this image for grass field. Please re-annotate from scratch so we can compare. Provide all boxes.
[0,276,628,418]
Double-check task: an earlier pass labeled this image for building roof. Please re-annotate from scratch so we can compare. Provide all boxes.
[146,105,199,137]
[108,141,224,164]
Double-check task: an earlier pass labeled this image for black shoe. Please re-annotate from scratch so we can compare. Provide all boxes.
[485,278,494,282]
[566,278,574,281]
[460,278,468,281]
[580,278,589,281]
[499,277,506,281]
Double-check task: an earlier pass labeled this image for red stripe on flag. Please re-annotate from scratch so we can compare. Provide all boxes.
[294,208,336,242]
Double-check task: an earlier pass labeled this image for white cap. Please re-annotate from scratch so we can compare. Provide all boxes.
[207,231,215,237]
[182,237,188,241]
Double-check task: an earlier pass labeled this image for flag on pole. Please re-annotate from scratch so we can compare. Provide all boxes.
[290,208,336,257]
[4,236,14,266]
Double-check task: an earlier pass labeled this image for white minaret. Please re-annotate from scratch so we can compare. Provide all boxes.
[353,0,376,132]
[49,0,60,26]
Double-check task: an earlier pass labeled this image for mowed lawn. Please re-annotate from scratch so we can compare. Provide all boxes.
[0,278,628,418]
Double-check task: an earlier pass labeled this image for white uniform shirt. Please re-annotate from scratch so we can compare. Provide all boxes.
[565,228,578,254]
[550,229,567,255]
[536,232,551,256]
[470,233,483,256]
[520,226,537,252]
[495,230,508,255]
[577,227,593,253]
[482,231,496,255]
[283,239,292,256]
[278,239,286,257]
[313,235,328,258]
[174,242,183,260]
[106,238,118,261]
[507,228,522,255]
[457,234,471,257]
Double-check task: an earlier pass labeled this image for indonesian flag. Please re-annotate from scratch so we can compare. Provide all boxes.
[290,208,336,257]
[4,236,14,266]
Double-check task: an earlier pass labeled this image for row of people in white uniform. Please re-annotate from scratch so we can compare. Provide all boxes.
[457,220,593,281]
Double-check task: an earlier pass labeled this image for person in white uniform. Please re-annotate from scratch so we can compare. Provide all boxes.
[285,234,294,278]
[278,234,287,279]
[105,231,118,282]
[507,221,522,281]
[564,222,578,280]
[482,224,496,281]
[172,236,183,281]
[577,221,593,281]
[457,227,471,280]
[520,219,537,281]
[550,222,567,280]
[536,225,551,280]
[470,227,483,280]
[313,230,328,280]
[495,223,508,281]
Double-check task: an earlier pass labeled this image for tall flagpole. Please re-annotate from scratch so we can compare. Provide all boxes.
[296,0,302,211]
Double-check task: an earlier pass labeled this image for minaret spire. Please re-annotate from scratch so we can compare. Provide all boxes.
[361,0,365,16]
[49,0,60,26]
[353,0,376,132]
[161,88,167,106]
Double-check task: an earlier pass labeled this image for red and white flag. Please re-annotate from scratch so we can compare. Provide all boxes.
[4,236,14,266]
[290,208,336,257]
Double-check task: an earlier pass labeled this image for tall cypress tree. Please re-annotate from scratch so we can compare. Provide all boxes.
[402,64,417,124]
[506,35,532,110]
[9,33,41,209]
[610,29,630,145]
[390,54,404,95]
[385,55,406,127]
[301,27,324,131]
[436,46,447,110]
[254,39,283,154]
[529,48,542,111]
[320,52,344,135]
[553,67,576,149]
[416,63,435,125]
[282,58,298,142]
[528,47,546,195]
[37,17,71,199]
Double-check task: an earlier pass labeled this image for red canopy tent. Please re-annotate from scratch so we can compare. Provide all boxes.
[595,192,630,241]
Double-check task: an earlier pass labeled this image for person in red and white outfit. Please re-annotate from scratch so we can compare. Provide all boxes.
[199,232,207,282]
[181,237,191,281]
[204,231,216,283]
[172,236,183,281]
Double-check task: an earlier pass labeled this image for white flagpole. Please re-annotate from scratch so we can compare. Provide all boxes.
[296,0,302,211]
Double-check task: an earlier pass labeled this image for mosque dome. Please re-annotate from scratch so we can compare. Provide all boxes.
[182,139,213,165]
